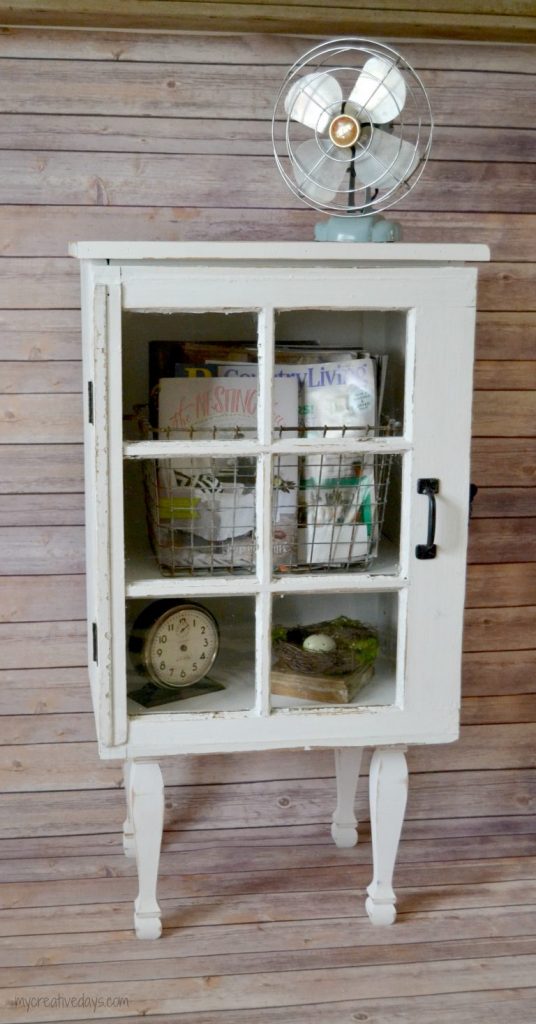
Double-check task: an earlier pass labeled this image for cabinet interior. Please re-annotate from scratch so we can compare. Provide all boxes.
[126,592,399,716]
[120,305,409,719]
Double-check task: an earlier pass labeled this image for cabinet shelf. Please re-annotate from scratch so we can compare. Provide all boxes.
[125,540,404,597]
[127,656,397,719]
[123,437,411,459]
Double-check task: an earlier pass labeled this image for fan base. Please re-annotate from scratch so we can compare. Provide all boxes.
[314,215,402,243]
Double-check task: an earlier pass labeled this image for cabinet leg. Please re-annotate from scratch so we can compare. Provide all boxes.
[331,747,363,848]
[366,746,408,926]
[131,761,164,940]
[122,760,136,858]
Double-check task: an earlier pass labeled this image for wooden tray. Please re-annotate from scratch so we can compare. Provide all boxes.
[271,663,374,704]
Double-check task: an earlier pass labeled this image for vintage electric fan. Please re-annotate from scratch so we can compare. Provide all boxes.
[272,38,433,241]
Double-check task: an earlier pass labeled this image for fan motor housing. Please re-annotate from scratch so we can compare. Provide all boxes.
[329,113,361,148]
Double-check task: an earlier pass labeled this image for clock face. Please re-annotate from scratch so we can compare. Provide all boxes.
[143,604,219,689]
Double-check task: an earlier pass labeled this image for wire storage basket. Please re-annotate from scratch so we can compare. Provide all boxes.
[137,412,397,577]
[143,438,258,576]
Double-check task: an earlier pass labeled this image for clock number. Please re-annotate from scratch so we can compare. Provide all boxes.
[167,622,174,632]
[200,652,206,660]
[192,663,197,671]
[201,626,206,634]
[203,638,208,647]
[156,648,162,657]
[180,670,186,679]
[160,662,166,671]
[158,635,167,644]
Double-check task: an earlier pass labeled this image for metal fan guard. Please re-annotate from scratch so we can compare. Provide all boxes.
[272,38,433,217]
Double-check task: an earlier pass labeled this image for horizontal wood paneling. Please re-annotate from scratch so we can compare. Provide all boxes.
[0,494,84,527]
[472,391,536,436]
[0,1,535,41]
[2,61,535,126]
[0,667,90,714]
[1,116,533,164]
[0,621,86,670]
[0,361,81,394]
[0,575,85,621]
[463,607,536,652]
[471,439,536,486]
[0,445,84,493]
[462,650,536,696]
[0,29,534,71]
[468,518,536,563]
[465,563,536,607]
[0,526,85,574]
[461,694,536,725]
[474,361,536,390]
[0,395,82,442]
[470,488,536,517]
[0,156,535,212]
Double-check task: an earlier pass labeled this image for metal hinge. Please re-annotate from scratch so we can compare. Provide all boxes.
[92,622,98,664]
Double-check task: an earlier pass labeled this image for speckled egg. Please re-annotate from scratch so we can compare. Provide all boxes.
[302,633,336,654]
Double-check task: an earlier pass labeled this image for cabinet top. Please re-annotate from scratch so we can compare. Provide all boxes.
[68,241,490,264]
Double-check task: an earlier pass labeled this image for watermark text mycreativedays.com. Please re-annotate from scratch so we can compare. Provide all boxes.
[9,994,129,1014]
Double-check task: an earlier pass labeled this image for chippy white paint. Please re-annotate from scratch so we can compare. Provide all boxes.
[72,241,488,937]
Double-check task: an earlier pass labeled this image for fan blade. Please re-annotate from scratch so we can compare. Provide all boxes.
[353,130,418,191]
[349,57,406,124]
[285,71,342,133]
[293,138,348,204]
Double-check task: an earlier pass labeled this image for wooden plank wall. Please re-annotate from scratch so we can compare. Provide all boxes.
[0,27,535,878]
[0,1,535,41]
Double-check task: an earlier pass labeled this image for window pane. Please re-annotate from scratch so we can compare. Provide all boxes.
[127,596,256,714]
[271,591,400,710]
[272,453,402,576]
[122,311,259,442]
[124,457,257,579]
[274,309,408,437]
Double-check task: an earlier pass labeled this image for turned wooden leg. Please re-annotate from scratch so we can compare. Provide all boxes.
[122,760,136,858]
[331,747,363,848]
[366,746,408,926]
[131,760,164,940]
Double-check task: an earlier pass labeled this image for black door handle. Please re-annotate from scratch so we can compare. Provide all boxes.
[416,478,439,560]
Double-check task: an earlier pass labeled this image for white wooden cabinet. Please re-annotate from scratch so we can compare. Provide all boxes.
[71,241,489,938]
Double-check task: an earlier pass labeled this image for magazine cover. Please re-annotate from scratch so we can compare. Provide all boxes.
[296,358,377,565]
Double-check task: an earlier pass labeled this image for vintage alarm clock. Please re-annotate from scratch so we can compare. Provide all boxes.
[129,600,220,691]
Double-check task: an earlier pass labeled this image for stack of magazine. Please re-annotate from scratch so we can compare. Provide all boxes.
[147,341,387,572]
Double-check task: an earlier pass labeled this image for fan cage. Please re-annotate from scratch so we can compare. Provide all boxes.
[272,37,433,217]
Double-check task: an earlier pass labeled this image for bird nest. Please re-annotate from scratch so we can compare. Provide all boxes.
[272,616,379,676]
